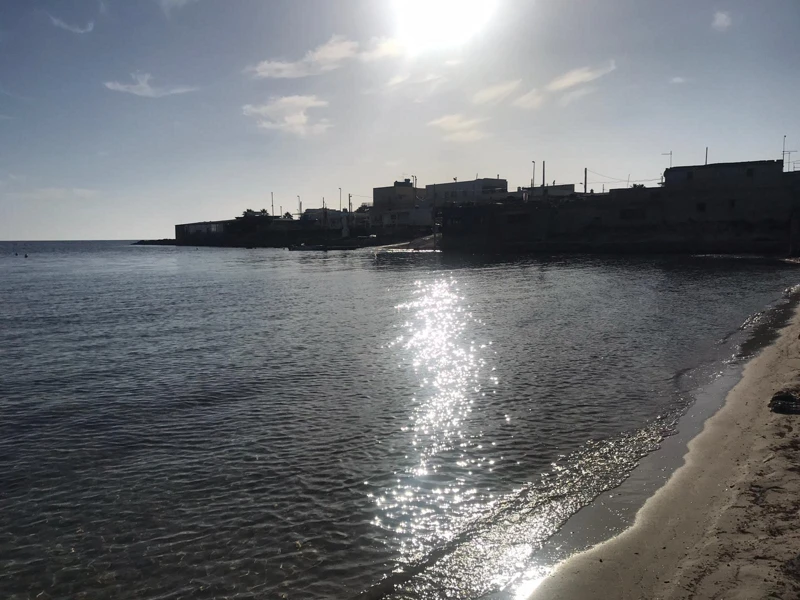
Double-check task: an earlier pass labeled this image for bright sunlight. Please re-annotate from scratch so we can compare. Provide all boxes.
[392,0,499,56]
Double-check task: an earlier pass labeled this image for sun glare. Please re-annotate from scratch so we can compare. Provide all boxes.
[392,0,499,56]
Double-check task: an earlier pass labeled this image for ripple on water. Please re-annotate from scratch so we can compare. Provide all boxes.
[1,242,798,599]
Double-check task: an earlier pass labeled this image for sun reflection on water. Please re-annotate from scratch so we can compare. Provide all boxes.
[381,278,495,561]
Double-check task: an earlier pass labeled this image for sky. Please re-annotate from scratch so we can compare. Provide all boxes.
[1,0,799,240]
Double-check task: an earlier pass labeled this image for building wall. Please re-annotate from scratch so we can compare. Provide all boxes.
[175,220,230,243]
[425,178,508,204]
[373,180,423,212]
[664,160,783,189]
[524,184,576,198]
[441,181,799,254]
[371,203,433,229]
[302,208,348,230]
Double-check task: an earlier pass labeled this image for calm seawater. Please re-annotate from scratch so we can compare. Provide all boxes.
[1,241,798,600]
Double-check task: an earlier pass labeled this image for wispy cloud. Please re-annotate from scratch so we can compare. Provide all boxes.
[6,187,100,201]
[48,14,94,34]
[360,37,403,61]
[558,87,596,106]
[381,72,446,102]
[512,88,545,110]
[248,35,359,79]
[243,95,331,137]
[546,60,616,92]
[712,11,732,31]
[104,73,198,98]
[248,35,401,79]
[670,76,687,84]
[387,74,410,87]
[472,80,522,105]
[428,114,488,142]
[157,0,200,15]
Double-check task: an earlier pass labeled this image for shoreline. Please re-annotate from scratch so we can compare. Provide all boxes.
[528,305,800,599]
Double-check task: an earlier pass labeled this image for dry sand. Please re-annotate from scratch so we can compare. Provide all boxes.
[529,307,800,600]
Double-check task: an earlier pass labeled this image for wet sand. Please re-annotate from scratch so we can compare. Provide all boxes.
[529,307,800,600]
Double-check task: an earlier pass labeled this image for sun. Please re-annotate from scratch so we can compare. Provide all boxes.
[392,0,499,56]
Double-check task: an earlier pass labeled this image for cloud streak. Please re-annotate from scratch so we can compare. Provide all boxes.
[558,87,596,106]
[712,11,732,31]
[546,60,616,92]
[380,72,446,103]
[248,35,402,78]
[360,37,403,61]
[48,14,94,34]
[104,73,198,98]
[243,95,331,136]
[512,88,545,110]
[472,80,521,105]
[248,35,358,78]
[428,114,488,142]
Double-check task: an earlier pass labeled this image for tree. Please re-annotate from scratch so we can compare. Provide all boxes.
[242,209,254,217]
[260,208,268,216]
[283,212,294,220]
[631,183,645,189]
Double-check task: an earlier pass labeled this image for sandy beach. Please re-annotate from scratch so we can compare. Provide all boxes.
[529,306,800,600]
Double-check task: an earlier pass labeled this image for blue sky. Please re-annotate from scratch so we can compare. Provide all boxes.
[1,0,799,239]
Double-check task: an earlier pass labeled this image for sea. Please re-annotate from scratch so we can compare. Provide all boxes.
[1,240,798,600]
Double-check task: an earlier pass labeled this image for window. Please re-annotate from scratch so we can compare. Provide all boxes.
[746,168,754,178]
[696,202,706,213]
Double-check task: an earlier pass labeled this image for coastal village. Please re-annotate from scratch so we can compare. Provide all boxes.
[173,156,800,255]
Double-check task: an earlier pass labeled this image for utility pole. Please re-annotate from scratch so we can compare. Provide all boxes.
[705,147,708,165]
[531,161,535,189]
[584,167,587,193]
[348,193,352,213]
[662,151,673,169]
[784,135,787,171]
[542,161,546,187]
[280,205,282,216]
[339,187,342,211]
[297,195,301,216]
[271,192,274,216]
[627,174,631,188]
